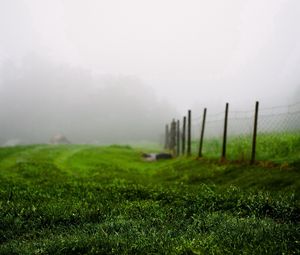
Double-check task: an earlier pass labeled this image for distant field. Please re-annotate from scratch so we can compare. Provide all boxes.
[0,142,300,254]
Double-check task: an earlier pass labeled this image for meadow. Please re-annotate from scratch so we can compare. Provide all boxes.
[0,133,300,254]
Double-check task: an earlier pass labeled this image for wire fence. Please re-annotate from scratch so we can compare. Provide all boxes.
[165,101,300,163]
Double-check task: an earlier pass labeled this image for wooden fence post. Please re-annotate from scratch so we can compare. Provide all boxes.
[182,116,186,155]
[251,101,259,164]
[176,120,180,156]
[198,108,207,158]
[170,119,177,155]
[164,124,169,150]
[168,121,173,150]
[187,110,192,156]
[222,103,229,161]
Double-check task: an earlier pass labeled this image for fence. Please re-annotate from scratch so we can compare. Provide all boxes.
[164,101,300,164]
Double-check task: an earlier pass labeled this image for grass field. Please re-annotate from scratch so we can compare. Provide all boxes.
[0,136,300,254]
[191,132,300,163]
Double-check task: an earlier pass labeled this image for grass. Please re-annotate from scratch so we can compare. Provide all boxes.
[191,132,300,163]
[0,135,300,254]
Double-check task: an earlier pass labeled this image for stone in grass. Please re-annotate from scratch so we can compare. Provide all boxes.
[142,152,173,161]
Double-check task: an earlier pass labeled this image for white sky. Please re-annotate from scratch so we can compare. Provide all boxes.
[1,0,300,112]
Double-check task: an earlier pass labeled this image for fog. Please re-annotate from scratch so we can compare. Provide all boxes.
[0,0,300,144]
[0,57,175,144]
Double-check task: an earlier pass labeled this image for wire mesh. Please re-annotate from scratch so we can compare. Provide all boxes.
[226,110,254,161]
[191,111,225,158]
[256,102,300,161]
[188,101,300,162]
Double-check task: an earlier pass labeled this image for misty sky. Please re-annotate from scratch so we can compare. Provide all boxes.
[0,0,300,144]
[1,0,300,109]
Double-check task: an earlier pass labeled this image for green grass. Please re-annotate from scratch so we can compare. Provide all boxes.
[191,132,300,164]
[0,141,300,254]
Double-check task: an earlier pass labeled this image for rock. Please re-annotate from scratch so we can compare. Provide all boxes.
[155,153,173,160]
[142,152,173,161]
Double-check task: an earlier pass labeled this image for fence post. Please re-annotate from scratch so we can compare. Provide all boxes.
[169,121,173,150]
[251,101,259,164]
[170,119,177,155]
[176,120,180,156]
[164,124,169,150]
[222,103,229,161]
[182,116,186,155]
[187,110,192,156]
[167,122,170,150]
[198,108,207,158]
